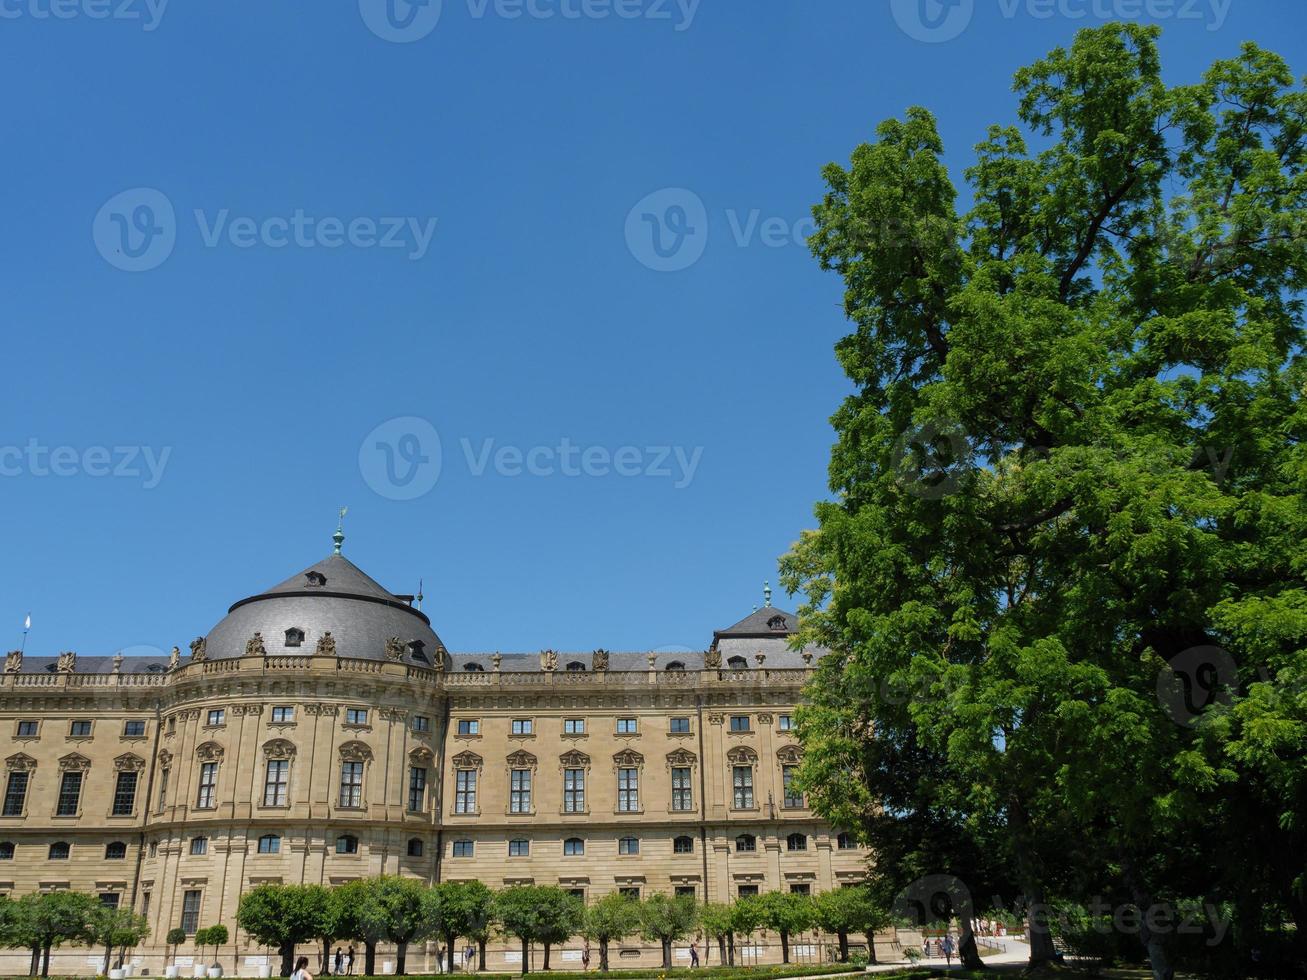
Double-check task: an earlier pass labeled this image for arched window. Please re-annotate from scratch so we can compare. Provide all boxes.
[257,835,280,854]
[105,841,127,860]
[563,837,585,856]
[734,834,756,853]
[665,661,686,671]
[463,663,484,673]
[407,838,424,857]
[0,842,13,860]
[618,836,639,855]
[49,841,70,860]
[284,628,305,648]
[836,832,855,849]
[727,656,748,670]
[786,832,807,852]
[335,835,359,855]
[408,641,428,663]
[565,661,587,672]
[673,835,694,854]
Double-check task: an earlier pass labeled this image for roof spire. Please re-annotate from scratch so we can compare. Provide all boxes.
[333,506,348,555]
[763,581,772,607]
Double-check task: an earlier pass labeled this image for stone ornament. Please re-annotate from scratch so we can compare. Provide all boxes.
[190,637,207,662]
[58,752,92,772]
[384,637,405,662]
[5,752,36,772]
[776,745,802,765]
[592,649,609,671]
[666,749,697,768]
[433,644,447,670]
[613,749,644,768]
[757,712,774,725]
[491,653,502,671]
[559,750,590,768]
[801,651,814,666]
[540,649,558,672]
[506,750,537,769]
[707,713,725,725]
[56,651,76,674]
[168,647,181,670]
[263,739,297,760]
[114,753,146,772]
[755,653,766,668]
[195,741,225,762]
[704,649,721,669]
[338,740,373,763]
[451,751,483,770]
[112,653,124,674]
[726,746,758,764]
[316,632,337,656]
[4,650,21,673]
[157,750,173,768]
[245,633,267,657]
[409,746,434,765]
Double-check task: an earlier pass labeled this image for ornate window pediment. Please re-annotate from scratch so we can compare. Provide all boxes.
[114,753,146,772]
[726,746,758,764]
[339,741,373,763]
[5,752,36,772]
[613,749,644,768]
[776,745,802,765]
[666,749,697,768]
[157,750,173,768]
[451,751,483,770]
[409,747,435,765]
[195,741,225,762]
[263,739,296,760]
[506,750,537,769]
[58,752,91,772]
[559,750,590,768]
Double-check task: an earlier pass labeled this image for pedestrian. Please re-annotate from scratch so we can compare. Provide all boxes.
[581,942,591,971]
[344,946,354,976]
[464,945,475,972]
[333,948,343,975]
[689,941,700,969]
[941,934,955,966]
[922,938,931,959]
[290,957,313,980]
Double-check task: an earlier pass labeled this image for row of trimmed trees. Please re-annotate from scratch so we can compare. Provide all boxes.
[236,879,891,976]
[0,892,151,977]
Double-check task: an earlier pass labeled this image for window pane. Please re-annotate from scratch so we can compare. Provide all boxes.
[57,771,83,815]
[2,772,29,816]
[196,763,218,809]
[455,770,477,814]
[112,771,138,815]
[408,767,427,812]
[264,760,289,807]
[564,768,585,813]
[339,762,364,807]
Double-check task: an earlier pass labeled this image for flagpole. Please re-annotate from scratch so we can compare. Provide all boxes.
[19,613,30,654]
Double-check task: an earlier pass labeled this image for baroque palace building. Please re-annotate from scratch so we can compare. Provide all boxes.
[0,537,869,974]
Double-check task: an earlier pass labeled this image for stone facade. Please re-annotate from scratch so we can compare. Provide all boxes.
[0,551,869,975]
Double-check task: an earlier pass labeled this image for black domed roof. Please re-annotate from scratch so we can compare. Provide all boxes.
[202,554,445,664]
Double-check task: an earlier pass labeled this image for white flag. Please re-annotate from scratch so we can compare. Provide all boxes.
[23,614,30,630]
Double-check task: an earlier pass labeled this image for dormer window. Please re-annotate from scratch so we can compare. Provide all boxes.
[727,656,748,669]
[665,661,686,671]
[408,641,428,663]
[768,614,788,630]
[463,663,484,673]
[284,628,305,648]
[146,664,164,673]
[566,661,587,672]
[304,571,327,588]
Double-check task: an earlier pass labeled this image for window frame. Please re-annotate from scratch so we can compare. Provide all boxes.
[617,766,640,812]
[338,761,365,808]
[257,834,281,855]
[56,770,84,816]
[454,768,478,814]
[195,762,218,809]
[263,759,290,807]
[111,770,139,815]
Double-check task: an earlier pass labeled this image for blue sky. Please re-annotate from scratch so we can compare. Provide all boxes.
[1,0,1301,657]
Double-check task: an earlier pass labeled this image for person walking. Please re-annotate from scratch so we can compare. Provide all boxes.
[333,949,343,975]
[941,933,955,966]
[581,942,591,972]
[344,947,354,976]
[689,941,700,969]
[290,957,314,980]
[464,945,475,972]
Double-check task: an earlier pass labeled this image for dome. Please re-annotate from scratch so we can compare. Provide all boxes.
[201,553,445,665]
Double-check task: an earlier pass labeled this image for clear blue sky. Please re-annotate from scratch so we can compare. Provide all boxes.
[2,0,1302,658]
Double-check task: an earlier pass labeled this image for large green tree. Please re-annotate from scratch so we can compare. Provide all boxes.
[814,886,888,964]
[423,880,495,974]
[580,893,635,973]
[237,884,326,977]
[636,893,697,969]
[783,23,1305,980]
[756,892,813,965]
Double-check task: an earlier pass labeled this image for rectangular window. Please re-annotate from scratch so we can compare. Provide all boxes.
[675,886,696,898]
[778,714,794,732]
[669,717,690,734]
[408,767,427,812]
[112,771,138,815]
[206,709,225,727]
[180,890,201,934]
[123,720,147,737]
[167,716,177,734]
[263,760,289,807]
[69,720,92,737]
[782,765,804,808]
[618,886,640,899]
[618,837,639,855]
[563,768,585,813]
[508,839,529,857]
[271,706,294,724]
[454,769,477,814]
[511,718,533,736]
[618,767,639,812]
[141,892,151,918]
[56,771,83,816]
[99,892,121,908]
[257,835,280,854]
[616,717,637,734]
[732,765,754,809]
[16,721,37,737]
[452,840,474,858]
[2,772,29,816]
[149,840,158,856]
[345,708,368,726]
[791,883,811,895]
[563,718,585,735]
[729,715,750,732]
[738,885,759,898]
[339,762,364,808]
[510,769,532,813]
[157,768,170,809]
[190,837,208,856]
[411,715,431,734]
[456,719,479,736]
[195,763,218,809]
[671,766,693,811]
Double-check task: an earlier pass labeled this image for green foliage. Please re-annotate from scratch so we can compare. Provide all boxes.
[756,892,813,937]
[696,903,734,941]
[580,893,634,945]
[784,20,1307,974]
[426,880,494,947]
[166,926,187,948]
[636,894,698,945]
[814,886,885,939]
[237,884,324,953]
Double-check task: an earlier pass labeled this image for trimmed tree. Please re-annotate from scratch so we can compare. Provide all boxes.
[300,884,342,976]
[697,903,735,968]
[333,879,390,978]
[16,891,99,977]
[372,877,427,976]
[205,925,229,968]
[727,897,764,967]
[237,884,323,977]
[425,881,495,974]
[637,894,697,970]
[493,886,543,975]
[531,887,584,972]
[815,886,886,964]
[758,892,814,964]
[580,893,634,973]
[166,927,187,970]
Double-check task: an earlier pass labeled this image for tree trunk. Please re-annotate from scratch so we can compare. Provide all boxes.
[320,939,330,975]
[599,938,609,973]
[780,929,790,964]
[715,936,726,967]
[41,942,52,978]
[279,942,295,977]
[446,939,457,974]
[1123,860,1175,980]
[396,941,408,976]
[519,937,529,975]
[478,939,487,972]
[864,931,878,965]
[836,930,848,962]
[364,942,377,977]
[661,938,672,969]
[542,942,551,971]
[958,917,983,970]
[28,945,39,977]
[1022,882,1058,965]
[726,932,735,966]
